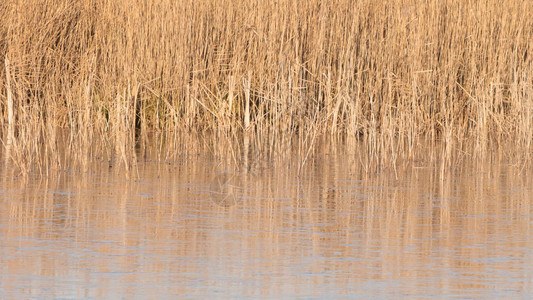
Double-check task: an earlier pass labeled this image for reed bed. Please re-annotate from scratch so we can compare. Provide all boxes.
[0,0,532,171]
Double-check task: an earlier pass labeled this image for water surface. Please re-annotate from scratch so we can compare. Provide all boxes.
[1,146,532,298]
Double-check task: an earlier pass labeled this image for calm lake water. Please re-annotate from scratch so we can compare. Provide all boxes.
[1,143,532,298]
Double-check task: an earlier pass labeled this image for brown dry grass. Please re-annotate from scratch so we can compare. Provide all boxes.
[0,0,532,171]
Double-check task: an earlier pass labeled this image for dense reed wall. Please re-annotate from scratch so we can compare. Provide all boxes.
[0,0,531,168]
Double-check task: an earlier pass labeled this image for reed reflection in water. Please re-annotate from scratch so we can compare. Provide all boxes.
[0,147,532,298]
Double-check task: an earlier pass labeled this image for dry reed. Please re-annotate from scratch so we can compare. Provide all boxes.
[0,0,531,171]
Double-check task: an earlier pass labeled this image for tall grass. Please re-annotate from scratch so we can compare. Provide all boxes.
[0,0,531,170]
